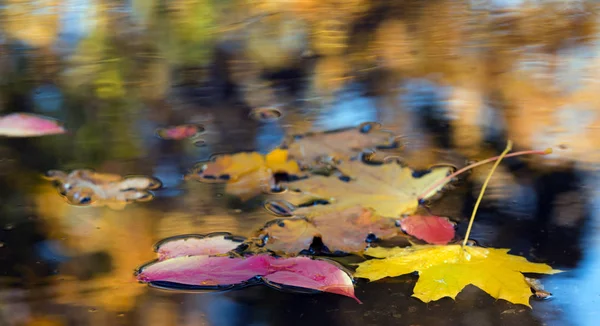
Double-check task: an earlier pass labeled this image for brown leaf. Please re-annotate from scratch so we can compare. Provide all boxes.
[283,123,397,167]
[260,206,398,254]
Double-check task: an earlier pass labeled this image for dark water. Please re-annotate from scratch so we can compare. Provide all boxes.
[0,92,598,326]
[2,1,600,326]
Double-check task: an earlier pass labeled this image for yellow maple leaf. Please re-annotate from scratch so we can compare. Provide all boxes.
[354,245,562,307]
[198,148,299,181]
[187,149,300,201]
[281,160,452,217]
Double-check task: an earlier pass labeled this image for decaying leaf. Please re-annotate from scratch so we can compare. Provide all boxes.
[354,245,562,307]
[186,149,300,201]
[280,160,453,217]
[136,254,359,302]
[44,169,161,209]
[283,123,398,167]
[259,206,398,254]
[155,232,246,260]
[398,215,456,245]
[0,113,66,137]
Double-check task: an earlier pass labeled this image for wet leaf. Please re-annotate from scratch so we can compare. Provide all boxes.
[44,169,161,209]
[284,124,397,167]
[187,149,300,201]
[260,206,398,254]
[137,254,359,302]
[354,245,562,307]
[155,233,246,260]
[399,215,456,245]
[282,160,453,218]
[156,124,205,140]
[193,149,299,181]
[0,113,66,137]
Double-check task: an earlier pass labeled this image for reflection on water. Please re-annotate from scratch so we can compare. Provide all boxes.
[1,0,600,325]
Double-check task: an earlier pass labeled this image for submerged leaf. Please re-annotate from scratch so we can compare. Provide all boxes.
[137,254,359,302]
[260,206,398,254]
[0,113,66,137]
[354,245,562,307]
[282,160,453,217]
[44,169,161,209]
[284,124,397,167]
[399,215,456,245]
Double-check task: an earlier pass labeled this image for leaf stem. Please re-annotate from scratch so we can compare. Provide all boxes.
[462,141,513,247]
[417,148,552,201]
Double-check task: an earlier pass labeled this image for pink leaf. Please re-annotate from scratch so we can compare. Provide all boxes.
[156,124,203,140]
[399,215,455,245]
[137,255,271,286]
[136,254,359,302]
[155,233,245,260]
[0,113,66,137]
[264,256,361,303]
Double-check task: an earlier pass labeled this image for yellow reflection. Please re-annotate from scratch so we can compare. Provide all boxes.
[34,184,156,312]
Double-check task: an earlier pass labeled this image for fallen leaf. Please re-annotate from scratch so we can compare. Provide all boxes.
[136,254,359,302]
[354,245,562,307]
[187,149,300,201]
[280,160,453,217]
[44,169,161,209]
[399,215,456,245]
[156,124,205,140]
[259,206,398,254]
[0,113,66,137]
[155,233,246,260]
[283,123,397,167]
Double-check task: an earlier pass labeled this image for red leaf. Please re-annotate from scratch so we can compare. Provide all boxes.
[399,215,455,244]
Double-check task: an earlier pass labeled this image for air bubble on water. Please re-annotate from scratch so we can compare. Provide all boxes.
[88,308,97,313]
[249,107,283,122]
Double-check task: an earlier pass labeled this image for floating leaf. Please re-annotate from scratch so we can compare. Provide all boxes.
[155,233,246,260]
[283,123,397,167]
[44,169,161,209]
[354,245,562,307]
[260,206,398,254]
[187,149,300,201]
[399,215,456,245]
[156,124,205,140]
[282,160,453,218]
[136,254,359,302]
[0,113,66,137]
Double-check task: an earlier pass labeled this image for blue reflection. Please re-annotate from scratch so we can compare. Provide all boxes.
[153,159,185,198]
[255,122,285,155]
[312,93,378,131]
[533,173,600,326]
[32,84,63,113]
